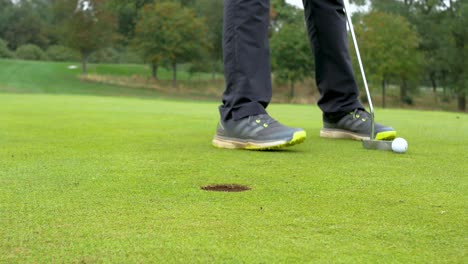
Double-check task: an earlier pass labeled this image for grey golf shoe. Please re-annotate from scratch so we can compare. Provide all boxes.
[320,109,396,141]
[212,114,307,150]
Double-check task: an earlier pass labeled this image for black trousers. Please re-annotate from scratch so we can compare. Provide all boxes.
[220,0,363,121]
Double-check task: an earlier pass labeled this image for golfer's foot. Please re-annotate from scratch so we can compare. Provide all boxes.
[212,114,306,150]
[320,109,396,141]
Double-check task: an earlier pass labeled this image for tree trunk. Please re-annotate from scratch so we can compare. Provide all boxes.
[458,91,466,111]
[212,63,216,80]
[151,63,158,79]
[400,78,407,101]
[430,72,437,102]
[382,78,386,108]
[172,62,177,88]
[430,72,437,93]
[81,52,89,76]
[442,71,447,96]
[289,80,295,101]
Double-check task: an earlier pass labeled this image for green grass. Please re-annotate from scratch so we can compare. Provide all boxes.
[0,59,159,98]
[0,59,215,98]
[88,63,216,81]
[0,93,466,262]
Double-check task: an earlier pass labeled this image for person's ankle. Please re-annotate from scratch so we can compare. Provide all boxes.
[323,112,348,123]
[323,108,366,123]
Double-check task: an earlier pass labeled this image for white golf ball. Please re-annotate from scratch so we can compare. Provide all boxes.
[392,137,408,153]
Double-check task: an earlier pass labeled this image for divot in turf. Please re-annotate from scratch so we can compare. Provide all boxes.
[201,184,251,192]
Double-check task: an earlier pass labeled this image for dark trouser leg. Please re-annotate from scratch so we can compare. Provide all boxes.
[303,0,364,122]
[219,0,271,121]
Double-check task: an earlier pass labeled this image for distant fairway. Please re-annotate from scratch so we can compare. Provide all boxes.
[0,59,216,99]
[0,92,466,262]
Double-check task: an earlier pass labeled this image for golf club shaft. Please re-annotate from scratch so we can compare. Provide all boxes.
[343,0,375,139]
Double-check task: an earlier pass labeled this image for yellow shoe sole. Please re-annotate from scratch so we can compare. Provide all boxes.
[375,131,397,141]
[320,129,396,141]
[212,130,307,150]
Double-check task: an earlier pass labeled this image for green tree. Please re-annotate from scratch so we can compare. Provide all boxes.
[16,44,48,61]
[0,0,50,50]
[442,0,467,111]
[0,0,14,39]
[0,38,14,58]
[371,0,413,17]
[353,11,422,108]
[179,0,195,6]
[270,0,303,33]
[133,2,209,87]
[192,0,224,78]
[61,0,118,75]
[370,0,467,110]
[410,9,446,97]
[270,22,314,100]
[371,0,447,102]
[47,45,80,62]
[108,0,154,42]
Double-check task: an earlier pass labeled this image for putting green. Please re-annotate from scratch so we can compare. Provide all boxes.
[0,93,466,262]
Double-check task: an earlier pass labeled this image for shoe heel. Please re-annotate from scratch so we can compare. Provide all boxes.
[212,137,241,149]
[320,129,367,141]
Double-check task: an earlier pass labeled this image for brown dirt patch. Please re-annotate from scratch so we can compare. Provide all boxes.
[201,184,251,192]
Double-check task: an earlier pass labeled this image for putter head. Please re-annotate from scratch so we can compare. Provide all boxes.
[362,139,392,151]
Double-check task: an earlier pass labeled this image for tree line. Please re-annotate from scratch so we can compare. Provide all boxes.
[0,0,466,110]
[0,0,222,85]
[351,0,467,110]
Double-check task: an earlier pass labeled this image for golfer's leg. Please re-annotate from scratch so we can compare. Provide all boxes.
[302,0,363,122]
[213,0,306,150]
[219,0,272,121]
[302,0,396,141]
